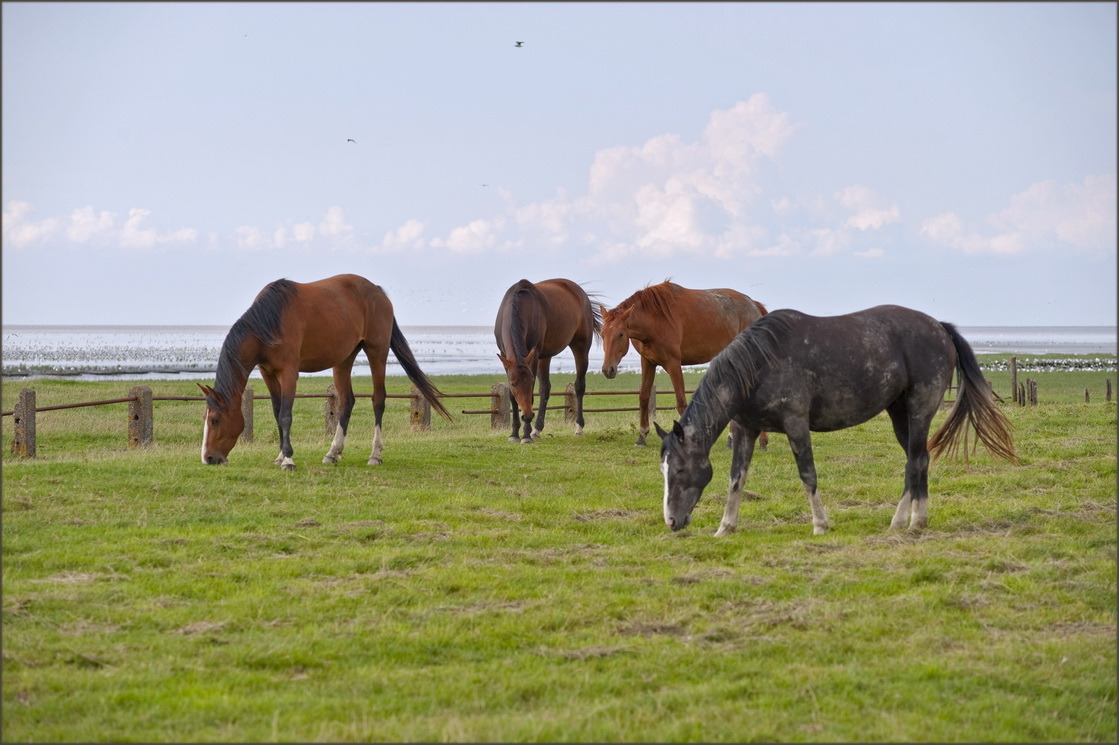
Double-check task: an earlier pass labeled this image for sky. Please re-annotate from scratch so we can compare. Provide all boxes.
[3,2,1116,329]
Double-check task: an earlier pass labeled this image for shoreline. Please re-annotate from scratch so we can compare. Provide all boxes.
[4,351,1117,381]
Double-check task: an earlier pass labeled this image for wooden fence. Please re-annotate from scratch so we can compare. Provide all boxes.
[4,369,1111,459]
[3,382,680,458]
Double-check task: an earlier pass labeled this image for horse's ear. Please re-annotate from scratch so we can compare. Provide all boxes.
[654,422,670,440]
[671,420,685,439]
[496,354,512,372]
[523,348,538,368]
[198,383,222,407]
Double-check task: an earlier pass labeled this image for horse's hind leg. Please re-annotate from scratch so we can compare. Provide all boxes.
[786,420,829,535]
[323,360,358,464]
[715,421,759,537]
[635,356,658,446]
[571,345,590,435]
[886,402,932,531]
[366,348,388,465]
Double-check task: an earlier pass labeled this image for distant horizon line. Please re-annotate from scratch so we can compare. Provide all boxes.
[3,322,1117,331]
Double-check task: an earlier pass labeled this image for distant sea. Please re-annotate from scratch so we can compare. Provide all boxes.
[2,324,1116,381]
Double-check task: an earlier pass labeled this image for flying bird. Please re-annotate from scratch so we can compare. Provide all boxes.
[514,41,524,47]
[347,138,356,143]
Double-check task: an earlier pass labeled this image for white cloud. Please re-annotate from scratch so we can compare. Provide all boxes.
[233,206,355,252]
[922,175,1116,255]
[514,93,799,264]
[836,185,901,231]
[318,206,352,238]
[431,217,507,254]
[380,219,427,252]
[292,222,316,242]
[234,225,267,251]
[67,206,116,243]
[2,201,59,248]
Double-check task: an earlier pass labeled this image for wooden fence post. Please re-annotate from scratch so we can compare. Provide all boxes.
[1028,379,1038,407]
[1084,388,1090,404]
[410,386,431,431]
[128,385,153,447]
[564,382,577,424]
[10,387,36,458]
[1009,356,1017,406]
[240,385,254,443]
[491,382,511,430]
[324,383,339,437]
[1107,378,1112,403]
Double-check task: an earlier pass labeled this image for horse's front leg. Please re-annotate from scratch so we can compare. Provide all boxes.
[531,359,552,440]
[260,370,291,469]
[323,365,357,465]
[785,420,829,535]
[716,421,759,537]
[508,388,522,443]
[635,356,658,446]
[275,393,297,471]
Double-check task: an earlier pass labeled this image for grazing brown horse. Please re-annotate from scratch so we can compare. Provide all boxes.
[200,274,451,470]
[601,281,767,446]
[495,278,603,443]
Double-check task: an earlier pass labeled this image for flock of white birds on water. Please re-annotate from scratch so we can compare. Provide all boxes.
[1,326,1115,380]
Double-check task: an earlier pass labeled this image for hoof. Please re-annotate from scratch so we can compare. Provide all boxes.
[714,525,736,537]
[367,457,383,466]
[520,437,534,444]
[322,456,338,465]
[812,525,829,536]
[281,463,296,472]
[508,436,521,443]
[530,430,542,441]
[634,439,647,447]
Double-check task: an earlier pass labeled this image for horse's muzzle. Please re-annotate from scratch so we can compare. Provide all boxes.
[203,453,227,465]
[667,514,690,531]
[602,364,617,379]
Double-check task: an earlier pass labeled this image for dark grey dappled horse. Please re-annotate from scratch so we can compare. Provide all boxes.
[656,305,1018,535]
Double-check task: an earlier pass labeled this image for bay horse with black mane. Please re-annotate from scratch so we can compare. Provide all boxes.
[200,274,451,470]
[656,305,1017,535]
[601,281,767,446]
[495,278,603,443]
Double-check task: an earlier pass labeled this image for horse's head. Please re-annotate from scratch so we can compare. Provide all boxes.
[199,383,244,465]
[655,420,713,531]
[600,306,633,379]
[498,348,538,422]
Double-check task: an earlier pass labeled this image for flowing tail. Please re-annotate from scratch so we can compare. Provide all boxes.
[927,322,1017,464]
[390,320,453,421]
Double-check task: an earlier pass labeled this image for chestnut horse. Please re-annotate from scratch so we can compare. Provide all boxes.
[495,278,603,443]
[200,274,450,470]
[657,305,1017,536]
[601,281,767,446]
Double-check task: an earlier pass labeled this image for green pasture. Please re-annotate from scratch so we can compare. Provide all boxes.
[2,360,1116,742]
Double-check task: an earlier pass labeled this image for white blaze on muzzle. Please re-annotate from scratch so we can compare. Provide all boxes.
[661,454,672,527]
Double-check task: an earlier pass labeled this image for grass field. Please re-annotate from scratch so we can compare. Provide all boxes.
[2,360,1116,742]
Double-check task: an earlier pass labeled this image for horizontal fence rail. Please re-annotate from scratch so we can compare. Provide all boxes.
[4,363,1091,459]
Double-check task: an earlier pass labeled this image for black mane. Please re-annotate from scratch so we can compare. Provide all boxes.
[684,310,797,437]
[209,279,298,410]
[506,279,541,364]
